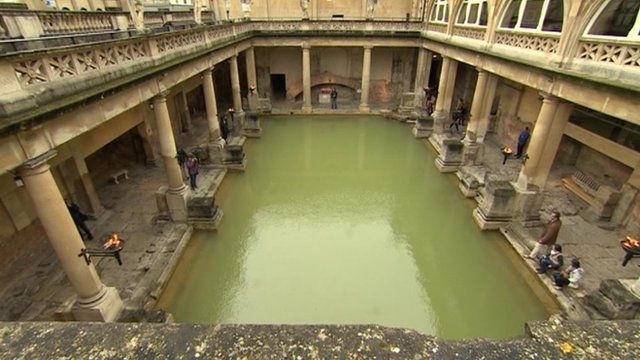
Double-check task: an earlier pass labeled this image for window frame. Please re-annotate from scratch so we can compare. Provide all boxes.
[498,0,563,33]
[583,0,640,41]
[455,0,488,27]
[429,0,450,25]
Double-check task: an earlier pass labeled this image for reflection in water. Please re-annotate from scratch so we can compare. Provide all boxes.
[157,116,550,339]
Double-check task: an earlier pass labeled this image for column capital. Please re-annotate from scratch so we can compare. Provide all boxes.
[203,66,214,75]
[539,92,559,103]
[153,92,169,104]
[475,67,487,74]
[229,54,238,61]
[301,43,311,50]
[363,45,373,50]
[19,150,57,176]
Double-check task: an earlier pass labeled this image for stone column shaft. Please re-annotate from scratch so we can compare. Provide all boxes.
[517,95,559,188]
[413,48,432,108]
[245,47,257,90]
[476,74,498,142]
[153,95,186,192]
[19,152,104,301]
[466,69,489,139]
[203,68,222,140]
[180,90,192,131]
[360,46,372,112]
[434,56,458,132]
[302,45,312,112]
[229,55,243,115]
[532,102,572,188]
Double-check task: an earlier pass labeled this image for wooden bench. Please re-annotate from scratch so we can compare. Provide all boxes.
[110,169,129,184]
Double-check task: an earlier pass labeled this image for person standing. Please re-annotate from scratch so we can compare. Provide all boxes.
[330,87,338,109]
[186,153,199,190]
[529,210,562,259]
[516,126,530,158]
[66,200,93,241]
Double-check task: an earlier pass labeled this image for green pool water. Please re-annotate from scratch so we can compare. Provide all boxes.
[157,115,553,339]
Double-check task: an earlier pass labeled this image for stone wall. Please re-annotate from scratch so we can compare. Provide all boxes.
[576,146,632,189]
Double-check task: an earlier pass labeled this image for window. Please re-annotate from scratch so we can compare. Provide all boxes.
[499,0,563,32]
[430,0,449,24]
[587,0,640,39]
[456,0,488,26]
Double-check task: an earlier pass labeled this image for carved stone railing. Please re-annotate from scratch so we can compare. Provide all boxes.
[0,10,132,39]
[452,26,486,41]
[143,12,165,28]
[251,20,423,33]
[13,40,150,86]
[494,30,560,54]
[425,23,447,34]
[576,38,640,68]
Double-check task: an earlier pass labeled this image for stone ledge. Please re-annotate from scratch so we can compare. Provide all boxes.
[0,320,638,359]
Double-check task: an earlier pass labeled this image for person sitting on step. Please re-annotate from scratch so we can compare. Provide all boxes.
[553,258,584,289]
[536,244,564,274]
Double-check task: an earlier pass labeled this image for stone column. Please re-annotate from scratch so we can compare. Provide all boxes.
[153,94,190,221]
[19,151,123,322]
[359,45,373,112]
[229,55,243,114]
[245,47,258,111]
[301,44,312,113]
[203,68,226,164]
[433,56,458,133]
[73,156,104,216]
[413,48,432,108]
[531,102,572,188]
[465,69,489,140]
[516,94,559,190]
[180,90,192,132]
[475,74,498,143]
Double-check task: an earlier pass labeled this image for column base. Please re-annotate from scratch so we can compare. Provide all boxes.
[462,140,483,166]
[472,207,511,230]
[434,138,463,173]
[207,137,226,165]
[56,286,124,322]
[456,167,483,198]
[511,181,543,226]
[301,105,313,114]
[359,105,370,113]
[472,175,517,230]
[432,110,449,134]
[412,116,434,138]
[166,185,190,222]
[242,111,262,138]
[223,136,247,172]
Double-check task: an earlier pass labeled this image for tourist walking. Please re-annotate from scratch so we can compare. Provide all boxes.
[186,153,199,190]
[553,258,584,289]
[330,87,338,109]
[536,244,564,274]
[528,210,562,259]
[66,200,93,241]
[516,126,530,158]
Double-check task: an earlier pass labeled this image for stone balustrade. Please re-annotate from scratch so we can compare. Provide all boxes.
[452,26,486,41]
[576,38,640,68]
[1,18,638,124]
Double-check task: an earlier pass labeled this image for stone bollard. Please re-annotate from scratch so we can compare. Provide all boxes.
[411,111,434,138]
[434,139,463,173]
[242,110,262,138]
[473,174,516,230]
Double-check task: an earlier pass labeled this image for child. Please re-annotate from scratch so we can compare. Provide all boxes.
[553,258,584,289]
[536,244,564,274]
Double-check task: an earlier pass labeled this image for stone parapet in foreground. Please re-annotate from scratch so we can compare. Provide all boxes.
[0,319,638,359]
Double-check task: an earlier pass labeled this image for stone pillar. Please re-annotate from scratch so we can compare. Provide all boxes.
[73,156,104,216]
[153,94,190,221]
[180,90,192,132]
[245,47,259,111]
[359,45,373,112]
[476,74,498,143]
[413,48,432,108]
[301,44,312,113]
[433,56,458,133]
[19,151,123,322]
[229,55,245,133]
[533,102,572,188]
[516,94,560,190]
[461,69,489,165]
[203,68,226,164]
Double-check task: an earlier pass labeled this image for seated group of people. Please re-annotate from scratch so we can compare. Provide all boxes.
[535,244,584,290]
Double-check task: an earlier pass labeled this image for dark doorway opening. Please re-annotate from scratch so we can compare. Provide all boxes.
[270,74,286,100]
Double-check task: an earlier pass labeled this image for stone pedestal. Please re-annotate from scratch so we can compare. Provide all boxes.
[434,139,463,173]
[223,136,247,171]
[155,186,171,220]
[165,186,190,222]
[207,137,226,165]
[583,279,640,320]
[71,286,123,322]
[242,110,262,138]
[187,196,223,230]
[412,112,434,138]
[512,182,543,226]
[457,167,483,198]
[473,174,516,230]
[461,139,483,166]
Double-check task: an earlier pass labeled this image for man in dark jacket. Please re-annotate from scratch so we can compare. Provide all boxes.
[529,210,561,259]
[516,126,530,158]
[66,200,93,241]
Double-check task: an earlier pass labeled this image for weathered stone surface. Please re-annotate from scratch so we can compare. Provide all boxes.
[0,320,638,359]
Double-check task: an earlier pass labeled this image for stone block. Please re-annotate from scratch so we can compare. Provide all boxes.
[583,279,640,320]
[412,113,434,138]
[457,168,482,198]
[223,136,247,172]
[155,186,170,220]
[242,110,262,138]
[473,175,516,230]
[72,286,123,323]
[165,187,189,222]
[434,139,463,173]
